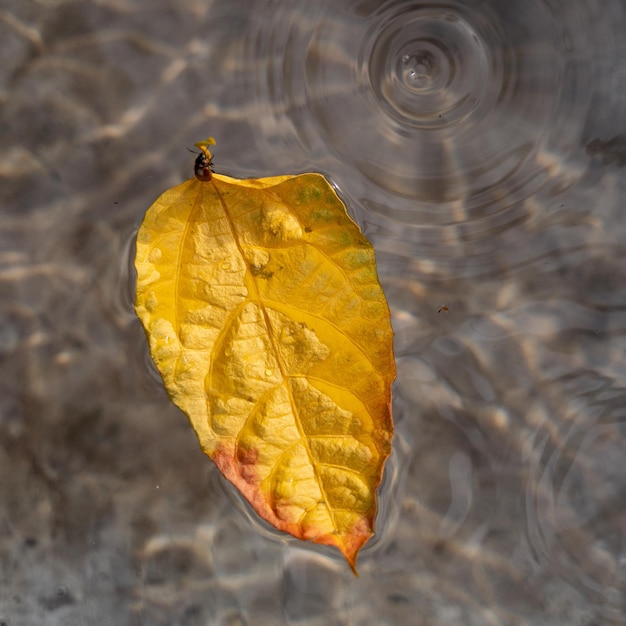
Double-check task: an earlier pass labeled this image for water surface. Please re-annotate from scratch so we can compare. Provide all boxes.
[1,1,626,624]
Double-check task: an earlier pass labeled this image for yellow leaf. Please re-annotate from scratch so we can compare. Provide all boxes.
[134,139,395,573]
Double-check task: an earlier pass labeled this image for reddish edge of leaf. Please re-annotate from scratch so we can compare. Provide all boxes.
[212,442,368,573]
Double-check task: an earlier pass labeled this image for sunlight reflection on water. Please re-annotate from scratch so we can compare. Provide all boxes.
[1,0,626,624]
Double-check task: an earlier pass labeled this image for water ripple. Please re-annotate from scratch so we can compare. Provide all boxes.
[3,1,626,623]
[250,0,595,232]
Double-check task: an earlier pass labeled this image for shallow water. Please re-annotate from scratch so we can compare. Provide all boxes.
[1,1,626,624]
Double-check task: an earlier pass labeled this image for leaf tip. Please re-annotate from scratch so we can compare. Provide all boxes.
[329,520,372,576]
[345,551,360,577]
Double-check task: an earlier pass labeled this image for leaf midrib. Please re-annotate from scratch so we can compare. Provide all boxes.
[208,179,341,534]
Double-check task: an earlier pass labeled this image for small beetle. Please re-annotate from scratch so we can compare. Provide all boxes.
[194,149,214,181]
[193,137,216,181]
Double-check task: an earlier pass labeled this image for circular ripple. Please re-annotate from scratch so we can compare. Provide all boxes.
[250,0,593,221]
[368,8,493,130]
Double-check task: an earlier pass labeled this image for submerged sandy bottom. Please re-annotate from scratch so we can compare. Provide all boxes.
[1,2,625,625]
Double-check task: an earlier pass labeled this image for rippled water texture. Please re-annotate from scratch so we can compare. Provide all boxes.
[1,1,626,624]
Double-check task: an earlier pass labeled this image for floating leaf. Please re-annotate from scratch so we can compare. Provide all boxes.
[134,139,395,572]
